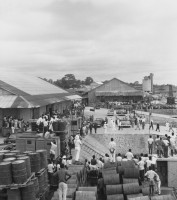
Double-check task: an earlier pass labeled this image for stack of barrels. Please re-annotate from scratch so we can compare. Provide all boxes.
[75,187,97,200]
[6,181,36,200]
[66,165,84,199]
[0,149,49,200]
[103,162,124,200]
[102,161,150,200]
[52,164,85,200]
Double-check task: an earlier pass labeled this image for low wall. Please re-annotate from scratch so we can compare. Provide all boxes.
[91,134,149,155]
[149,109,177,116]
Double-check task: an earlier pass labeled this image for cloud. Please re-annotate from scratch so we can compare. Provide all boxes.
[0,0,177,85]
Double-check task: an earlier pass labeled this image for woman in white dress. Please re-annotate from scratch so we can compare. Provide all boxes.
[104,122,108,133]
[74,135,82,161]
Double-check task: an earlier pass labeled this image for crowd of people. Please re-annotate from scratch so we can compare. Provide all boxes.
[148,132,177,158]
[82,137,161,196]
[2,116,29,133]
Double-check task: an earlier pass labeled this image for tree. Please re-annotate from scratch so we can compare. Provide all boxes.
[85,77,94,85]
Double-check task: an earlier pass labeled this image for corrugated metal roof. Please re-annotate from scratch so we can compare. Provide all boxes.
[95,91,143,96]
[0,95,33,108]
[0,95,17,108]
[0,73,68,95]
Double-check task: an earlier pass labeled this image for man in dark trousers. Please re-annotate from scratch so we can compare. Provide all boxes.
[156,122,160,132]
[54,163,71,200]
[93,122,97,134]
[89,123,93,134]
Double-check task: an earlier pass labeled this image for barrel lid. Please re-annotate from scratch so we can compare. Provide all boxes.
[17,156,29,160]
[0,150,10,153]
[12,160,25,165]
[4,153,16,156]
[3,158,16,162]
[28,152,38,155]
[16,154,27,157]
[36,150,46,152]
[10,150,20,153]
[24,151,33,154]
[0,161,11,165]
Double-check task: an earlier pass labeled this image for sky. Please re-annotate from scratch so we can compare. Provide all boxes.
[0,0,177,85]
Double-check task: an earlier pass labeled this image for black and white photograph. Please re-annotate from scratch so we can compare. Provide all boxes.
[0,0,177,200]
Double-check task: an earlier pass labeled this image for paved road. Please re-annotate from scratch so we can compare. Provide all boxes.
[84,107,176,136]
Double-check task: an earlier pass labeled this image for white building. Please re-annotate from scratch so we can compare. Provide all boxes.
[142,73,153,94]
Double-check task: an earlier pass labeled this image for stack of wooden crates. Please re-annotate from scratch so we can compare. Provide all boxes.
[16,136,60,159]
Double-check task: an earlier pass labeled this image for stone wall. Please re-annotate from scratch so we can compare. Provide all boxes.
[91,134,149,155]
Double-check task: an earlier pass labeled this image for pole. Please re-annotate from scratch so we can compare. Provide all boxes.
[149,110,151,135]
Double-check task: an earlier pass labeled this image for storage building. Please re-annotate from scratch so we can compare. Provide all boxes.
[88,78,143,105]
[0,73,81,126]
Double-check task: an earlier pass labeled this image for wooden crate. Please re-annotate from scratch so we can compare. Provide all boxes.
[25,138,36,152]
[16,138,26,152]
[36,138,45,150]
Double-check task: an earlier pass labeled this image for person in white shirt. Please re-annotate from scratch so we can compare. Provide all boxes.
[50,141,57,162]
[116,153,122,162]
[137,157,145,181]
[170,133,176,156]
[165,121,169,131]
[96,158,104,170]
[144,166,158,196]
[154,173,161,195]
[146,156,152,171]
[48,160,54,184]
[122,155,128,162]
[148,135,154,155]
[133,155,139,164]
[108,138,116,163]
[125,149,134,160]
[103,122,108,134]
[104,154,110,163]
[163,136,169,158]
[74,134,82,162]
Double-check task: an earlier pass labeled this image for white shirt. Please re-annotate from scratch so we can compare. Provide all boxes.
[43,120,48,127]
[109,141,116,150]
[122,158,128,162]
[170,137,176,146]
[48,164,54,173]
[146,159,152,168]
[50,142,57,155]
[145,170,157,180]
[97,160,104,169]
[116,156,122,162]
[125,152,134,160]
[74,139,82,148]
[148,138,154,145]
[163,139,169,146]
[142,118,146,123]
[138,160,145,170]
